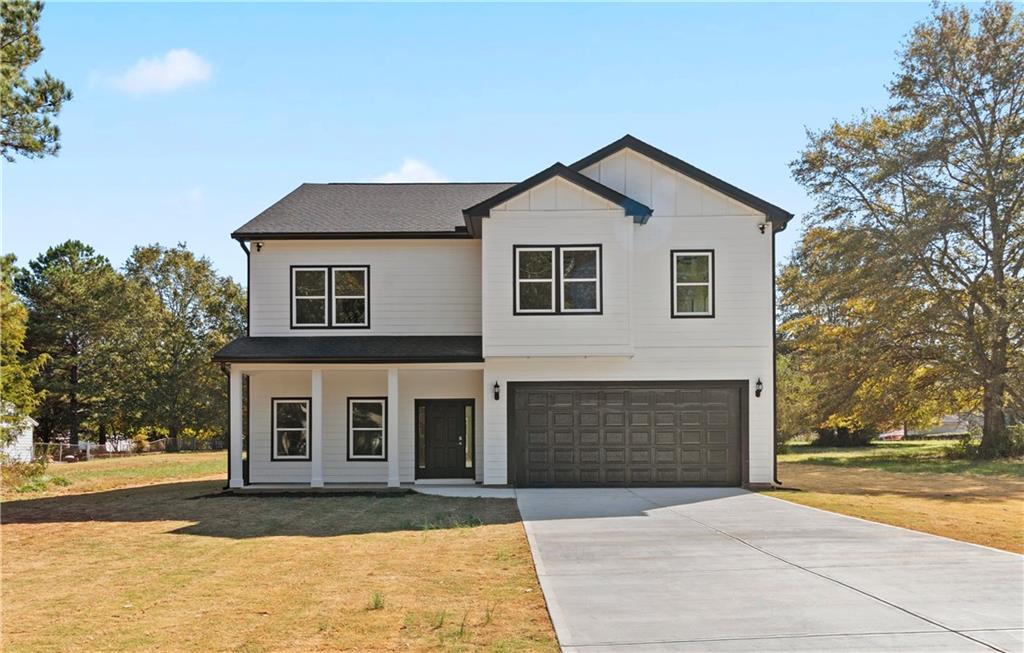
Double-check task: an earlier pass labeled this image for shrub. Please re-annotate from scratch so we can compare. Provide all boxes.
[131,433,149,453]
[812,426,876,447]
[949,425,1024,460]
[0,454,63,493]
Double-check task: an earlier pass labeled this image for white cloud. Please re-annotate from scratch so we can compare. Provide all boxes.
[109,49,212,95]
[372,159,447,183]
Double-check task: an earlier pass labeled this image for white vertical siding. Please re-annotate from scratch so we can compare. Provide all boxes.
[249,239,481,337]
[481,147,776,485]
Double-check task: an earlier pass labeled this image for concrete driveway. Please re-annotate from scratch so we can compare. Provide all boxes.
[516,488,1023,652]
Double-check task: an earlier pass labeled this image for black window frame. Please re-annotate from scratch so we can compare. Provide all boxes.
[670,249,715,319]
[513,244,603,316]
[289,264,371,329]
[270,396,312,461]
[347,396,388,461]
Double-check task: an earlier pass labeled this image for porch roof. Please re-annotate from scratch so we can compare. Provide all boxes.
[213,335,483,364]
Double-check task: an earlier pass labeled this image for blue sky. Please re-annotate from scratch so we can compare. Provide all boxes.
[2,2,933,283]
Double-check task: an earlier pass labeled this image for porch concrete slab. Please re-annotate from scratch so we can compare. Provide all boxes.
[561,631,996,652]
[517,488,1024,652]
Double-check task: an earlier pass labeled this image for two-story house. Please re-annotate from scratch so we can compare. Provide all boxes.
[214,135,793,489]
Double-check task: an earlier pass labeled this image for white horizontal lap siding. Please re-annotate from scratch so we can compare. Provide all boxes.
[396,370,484,482]
[322,370,388,483]
[249,239,481,336]
[484,348,774,485]
[249,369,485,484]
[248,371,313,483]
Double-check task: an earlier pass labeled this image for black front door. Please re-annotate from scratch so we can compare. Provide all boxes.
[416,399,474,479]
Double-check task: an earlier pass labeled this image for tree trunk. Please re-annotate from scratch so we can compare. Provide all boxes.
[979,376,1008,458]
[69,364,79,446]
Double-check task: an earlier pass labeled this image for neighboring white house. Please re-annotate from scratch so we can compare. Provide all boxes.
[2,416,37,463]
[215,135,793,489]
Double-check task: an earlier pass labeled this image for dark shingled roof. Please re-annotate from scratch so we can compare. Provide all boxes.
[213,336,483,364]
[232,183,515,239]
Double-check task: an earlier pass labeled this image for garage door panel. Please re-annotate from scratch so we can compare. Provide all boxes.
[511,382,743,487]
[655,431,677,445]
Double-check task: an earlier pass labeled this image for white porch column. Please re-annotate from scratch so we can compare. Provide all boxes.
[310,369,324,487]
[228,366,244,488]
[387,368,400,487]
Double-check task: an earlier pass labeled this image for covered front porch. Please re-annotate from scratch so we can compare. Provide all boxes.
[216,335,490,488]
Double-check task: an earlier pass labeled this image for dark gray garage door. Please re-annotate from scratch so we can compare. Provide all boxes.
[509,382,745,487]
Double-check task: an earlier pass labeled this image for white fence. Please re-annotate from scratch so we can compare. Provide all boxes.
[34,440,134,462]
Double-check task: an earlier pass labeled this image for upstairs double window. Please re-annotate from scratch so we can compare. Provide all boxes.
[291,266,369,328]
[514,245,602,314]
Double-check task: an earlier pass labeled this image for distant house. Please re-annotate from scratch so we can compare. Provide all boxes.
[878,414,980,441]
[2,416,37,463]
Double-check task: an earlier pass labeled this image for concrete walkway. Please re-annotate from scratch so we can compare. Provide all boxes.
[516,488,1023,652]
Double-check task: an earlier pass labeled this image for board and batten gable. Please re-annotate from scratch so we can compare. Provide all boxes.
[482,177,635,357]
[248,239,481,336]
[478,149,776,485]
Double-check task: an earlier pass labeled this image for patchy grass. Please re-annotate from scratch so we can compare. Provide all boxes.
[1,451,226,500]
[768,442,1024,553]
[1,461,556,652]
[780,439,1024,477]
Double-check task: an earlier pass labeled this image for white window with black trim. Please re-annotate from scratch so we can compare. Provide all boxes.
[514,245,601,315]
[271,398,311,461]
[291,267,328,327]
[348,398,387,460]
[333,266,369,327]
[672,250,714,317]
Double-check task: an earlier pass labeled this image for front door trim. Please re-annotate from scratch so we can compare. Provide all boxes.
[415,398,475,480]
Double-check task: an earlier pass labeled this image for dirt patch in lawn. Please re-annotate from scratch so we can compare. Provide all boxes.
[767,463,1024,554]
[1,480,557,652]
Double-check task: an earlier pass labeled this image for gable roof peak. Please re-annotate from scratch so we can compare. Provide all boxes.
[570,135,794,231]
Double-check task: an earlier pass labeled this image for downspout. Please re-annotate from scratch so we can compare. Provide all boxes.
[237,239,251,337]
[772,227,781,487]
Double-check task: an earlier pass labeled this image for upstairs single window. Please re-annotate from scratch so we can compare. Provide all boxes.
[672,251,714,317]
[333,266,369,327]
[514,245,602,315]
[292,267,328,327]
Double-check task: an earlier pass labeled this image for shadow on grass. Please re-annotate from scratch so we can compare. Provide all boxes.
[0,480,522,538]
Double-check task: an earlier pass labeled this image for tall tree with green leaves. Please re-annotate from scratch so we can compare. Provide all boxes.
[15,241,130,444]
[791,2,1024,456]
[0,254,44,443]
[124,244,245,442]
[1,0,72,161]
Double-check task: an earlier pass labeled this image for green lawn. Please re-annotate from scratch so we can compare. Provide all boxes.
[2,451,227,498]
[779,439,1023,477]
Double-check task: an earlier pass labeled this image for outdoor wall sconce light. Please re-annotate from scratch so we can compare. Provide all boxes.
[255,241,264,252]
[493,381,500,401]
[755,378,763,397]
